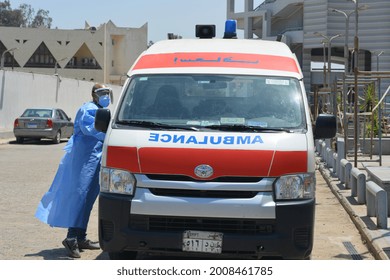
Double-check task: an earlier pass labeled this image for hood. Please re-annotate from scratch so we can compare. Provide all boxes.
[104,130,308,180]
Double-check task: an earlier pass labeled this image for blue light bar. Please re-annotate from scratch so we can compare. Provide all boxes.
[223,20,237,39]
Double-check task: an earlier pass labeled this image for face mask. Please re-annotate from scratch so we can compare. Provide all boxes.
[98,95,110,108]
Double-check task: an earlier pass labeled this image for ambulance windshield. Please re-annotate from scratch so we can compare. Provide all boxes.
[116,74,306,131]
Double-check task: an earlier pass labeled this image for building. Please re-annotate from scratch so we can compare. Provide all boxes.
[0,21,148,85]
[227,0,390,101]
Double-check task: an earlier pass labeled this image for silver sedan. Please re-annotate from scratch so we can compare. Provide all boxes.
[13,108,74,144]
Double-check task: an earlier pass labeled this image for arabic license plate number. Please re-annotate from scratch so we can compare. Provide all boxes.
[182,230,223,254]
[27,123,38,128]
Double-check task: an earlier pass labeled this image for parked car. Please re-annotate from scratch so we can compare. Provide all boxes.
[13,108,74,144]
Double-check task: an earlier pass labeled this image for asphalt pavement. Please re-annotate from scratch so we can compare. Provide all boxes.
[1,129,390,260]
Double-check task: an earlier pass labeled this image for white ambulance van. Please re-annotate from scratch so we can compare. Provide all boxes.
[95,24,336,260]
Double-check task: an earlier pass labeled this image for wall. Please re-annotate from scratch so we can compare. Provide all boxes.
[0,69,122,131]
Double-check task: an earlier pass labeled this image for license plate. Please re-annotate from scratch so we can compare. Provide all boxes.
[182,230,223,254]
[27,123,38,128]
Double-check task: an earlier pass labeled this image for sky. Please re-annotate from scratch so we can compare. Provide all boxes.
[6,0,263,42]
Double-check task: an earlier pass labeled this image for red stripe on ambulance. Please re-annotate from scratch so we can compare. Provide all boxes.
[106,146,140,173]
[269,151,308,176]
[106,146,307,179]
[133,52,300,73]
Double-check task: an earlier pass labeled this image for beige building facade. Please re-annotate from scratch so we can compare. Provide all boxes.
[0,21,148,85]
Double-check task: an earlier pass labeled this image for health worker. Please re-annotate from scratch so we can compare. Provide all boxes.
[35,83,112,258]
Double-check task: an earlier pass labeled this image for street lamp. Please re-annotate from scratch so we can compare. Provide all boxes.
[0,48,18,69]
[374,50,384,164]
[314,32,341,116]
[330,5,368,74]
[314,32,342,89]
[348,0,368,167]
[54,57,68,103]
[321,40,327,88]
[330,9,354,75]
[330,5,367,159]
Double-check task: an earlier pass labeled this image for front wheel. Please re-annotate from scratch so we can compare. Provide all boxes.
[52,131,61,144]
[108,251,137,260]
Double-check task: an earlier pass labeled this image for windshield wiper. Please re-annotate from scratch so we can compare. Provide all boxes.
[204,124,293,133]
[116,120,199,131]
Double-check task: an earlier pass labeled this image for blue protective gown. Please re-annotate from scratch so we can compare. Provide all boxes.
[35,102,106,229]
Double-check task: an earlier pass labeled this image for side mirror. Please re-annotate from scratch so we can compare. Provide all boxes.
[95,108,111,132]
[314,114,336,139]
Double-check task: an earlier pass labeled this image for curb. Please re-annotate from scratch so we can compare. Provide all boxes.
[0,131,15,145]
[0,139,13,145]
[317,159,389,260]
[0,138,14,145]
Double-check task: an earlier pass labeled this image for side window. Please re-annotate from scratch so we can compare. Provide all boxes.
[55,110,63,120]
[59,110,69,120]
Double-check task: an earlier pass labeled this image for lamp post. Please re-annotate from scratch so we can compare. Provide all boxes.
[1,48,18,110]
[330,4,368,74]
[54,57,68,102]
[330,9,354,75]
[321,40,327,88]
[375,50,384,165]
[0,48,18,69]
[334,9,353,159]
[314,32,341,116]
[329,5,368,158]
[350,0,362,167]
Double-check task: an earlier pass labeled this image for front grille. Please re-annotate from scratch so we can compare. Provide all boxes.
[146,174,262,183]
[149,188,258,198]
[130,215,274,235]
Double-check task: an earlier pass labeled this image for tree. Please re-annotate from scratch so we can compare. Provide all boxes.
[360,83,379,137]
[19,3,34,26]
[0,0,23,26]
[0,1,52,28]
[31,9,52,28]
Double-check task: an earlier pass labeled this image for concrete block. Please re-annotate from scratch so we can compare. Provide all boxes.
[333,152,338,177]
[365,166,390,215]
[366,181,388,229]
[351,167,366,204]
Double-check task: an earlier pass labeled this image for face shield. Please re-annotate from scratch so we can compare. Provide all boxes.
[93,87,114,104]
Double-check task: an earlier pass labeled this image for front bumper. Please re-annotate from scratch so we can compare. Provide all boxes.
[98,193,315,259]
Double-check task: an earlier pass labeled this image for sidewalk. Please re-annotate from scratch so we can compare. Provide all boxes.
[317,154,390,260]
[0,130,14,145]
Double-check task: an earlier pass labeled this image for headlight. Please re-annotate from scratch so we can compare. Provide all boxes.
[100,167,136,195]
[274,173,315,200]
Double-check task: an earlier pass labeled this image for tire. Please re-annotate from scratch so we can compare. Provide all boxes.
[52,131,61,144]
[108,251,138,260]
[16,137,24,144]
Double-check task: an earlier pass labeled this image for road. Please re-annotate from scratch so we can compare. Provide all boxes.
[0,139,374,260]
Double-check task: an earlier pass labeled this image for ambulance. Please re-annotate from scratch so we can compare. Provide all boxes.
[95,23,336,260]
